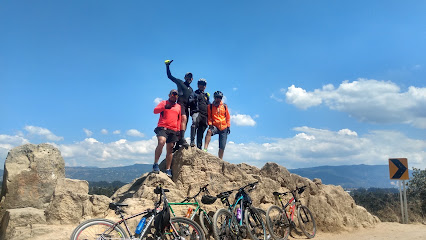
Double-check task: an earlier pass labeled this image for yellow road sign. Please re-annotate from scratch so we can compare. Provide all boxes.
[389,158,409,180]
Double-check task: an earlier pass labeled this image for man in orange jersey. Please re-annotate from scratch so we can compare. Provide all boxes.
[204,91,231,159]
[152,89,181,178]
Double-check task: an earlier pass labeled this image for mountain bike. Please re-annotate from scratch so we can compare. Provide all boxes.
[265,185,316,240]
[168,184,217,237]
[212,181,266,240]
[70,186,205,240]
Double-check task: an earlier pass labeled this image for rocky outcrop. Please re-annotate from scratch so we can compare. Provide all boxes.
[113,147,380,233]
[0,144,110,240]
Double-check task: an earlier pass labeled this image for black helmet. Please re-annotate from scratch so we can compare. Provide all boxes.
[198,78,207,85]
[184,72,193,79]
[214,91,223,98]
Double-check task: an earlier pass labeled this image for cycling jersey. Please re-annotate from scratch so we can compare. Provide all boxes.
[208,101,230,131]
[189,89,210,116]
[166,65,193,104]
[154,100,181,132]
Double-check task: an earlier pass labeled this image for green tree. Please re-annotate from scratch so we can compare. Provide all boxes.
[407,168,426,217]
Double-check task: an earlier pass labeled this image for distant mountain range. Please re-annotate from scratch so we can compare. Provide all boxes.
[0,164,411,189]
[288,164,412,188]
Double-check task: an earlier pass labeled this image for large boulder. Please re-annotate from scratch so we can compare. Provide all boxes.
[0,144,111,240]
[0,144,65,219]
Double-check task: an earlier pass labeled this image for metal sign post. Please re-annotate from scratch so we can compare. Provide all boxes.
[398,181,405,223]
[403,180,409,224]
[389,158,409,224]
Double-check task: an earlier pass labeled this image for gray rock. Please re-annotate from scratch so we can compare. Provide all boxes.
[0,144,65,220]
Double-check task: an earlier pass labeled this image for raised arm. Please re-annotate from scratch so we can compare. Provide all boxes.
[166,64,179,84]
[154,101,166,114]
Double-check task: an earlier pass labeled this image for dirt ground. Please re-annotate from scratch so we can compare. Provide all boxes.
[294,222,426,240]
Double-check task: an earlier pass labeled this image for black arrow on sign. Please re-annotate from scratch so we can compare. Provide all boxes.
[390,159,407,179]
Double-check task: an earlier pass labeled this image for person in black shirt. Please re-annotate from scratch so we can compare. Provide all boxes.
[188,78,210,149]
[165,60,193,148]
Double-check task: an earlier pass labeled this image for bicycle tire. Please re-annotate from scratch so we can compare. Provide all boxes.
[244,206,267,240]
[265,205,290,240]
[199,210,214,237]
[297,205,316,239]
[70,218,128,240]
[163,217,206,240]
[212,208,239,240]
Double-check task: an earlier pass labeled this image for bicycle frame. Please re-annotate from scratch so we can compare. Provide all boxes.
[277,194,297,222]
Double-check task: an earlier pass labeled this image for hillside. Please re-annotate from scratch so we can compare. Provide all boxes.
[64,164,151,183]
[289,164,412,188]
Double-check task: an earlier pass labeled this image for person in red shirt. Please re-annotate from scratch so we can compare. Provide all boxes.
[204,91,231,159]
[152,89,181,178]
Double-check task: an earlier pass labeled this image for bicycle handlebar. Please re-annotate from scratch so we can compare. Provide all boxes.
[181,184,211,203]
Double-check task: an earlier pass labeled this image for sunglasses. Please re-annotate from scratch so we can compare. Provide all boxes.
[171,92,178,96]
[215,96,222,99]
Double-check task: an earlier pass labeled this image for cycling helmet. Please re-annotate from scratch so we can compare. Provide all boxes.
[214,91,223,98]
[198,78,207,85]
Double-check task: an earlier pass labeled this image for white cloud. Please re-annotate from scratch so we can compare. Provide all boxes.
[24,126,63,141]
[283,79,426,128]
[285,85,322,109]
[113,130,121,135]
[231,114,256,126]
[270,93,284,102]
[1,126,424,169]
[83,128,93,137]
[233,87,238,91]
[222,126,426,169]
[154,97,163,105]
[101,129,108,135]
[58,137,158,167]
[126,129,145,137]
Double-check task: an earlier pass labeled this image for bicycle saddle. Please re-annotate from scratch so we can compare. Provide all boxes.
[217,190,232,199]
[109,202,128,210]
[273,192,288,196]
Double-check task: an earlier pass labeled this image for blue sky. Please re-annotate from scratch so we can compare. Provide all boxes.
[1,1,425,169]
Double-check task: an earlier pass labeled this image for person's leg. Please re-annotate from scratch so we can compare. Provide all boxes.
[218,131,228,159]
[165,142,175,169]
[197,122,207,149]
[190,113,199,147]
[154,136,166,164]
[218,149,224,159]
[204,129,212,150]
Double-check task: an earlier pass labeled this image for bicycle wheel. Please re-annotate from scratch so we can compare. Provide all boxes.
[256,208,271,240]
[163,217,205,240]
[297,205,316,239]
[70,218,128,240]
[199,210,214,237]
[244,206,267,240]
[212,208,239,240]
[266,205,290,240]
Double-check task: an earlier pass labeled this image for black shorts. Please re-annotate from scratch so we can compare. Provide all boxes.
[154,127,179,143]
[178,101,189,117]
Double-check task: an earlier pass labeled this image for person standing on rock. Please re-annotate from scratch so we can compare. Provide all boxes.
[165,59,193,150]
[204,91,230,159]
[152,89,181,178]
[188,78,210,149]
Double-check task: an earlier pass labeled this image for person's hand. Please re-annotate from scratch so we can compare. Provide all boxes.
[227,127,231,134]
[209,125,214,130]
[165,59,173,65]
[165,103,172,109]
